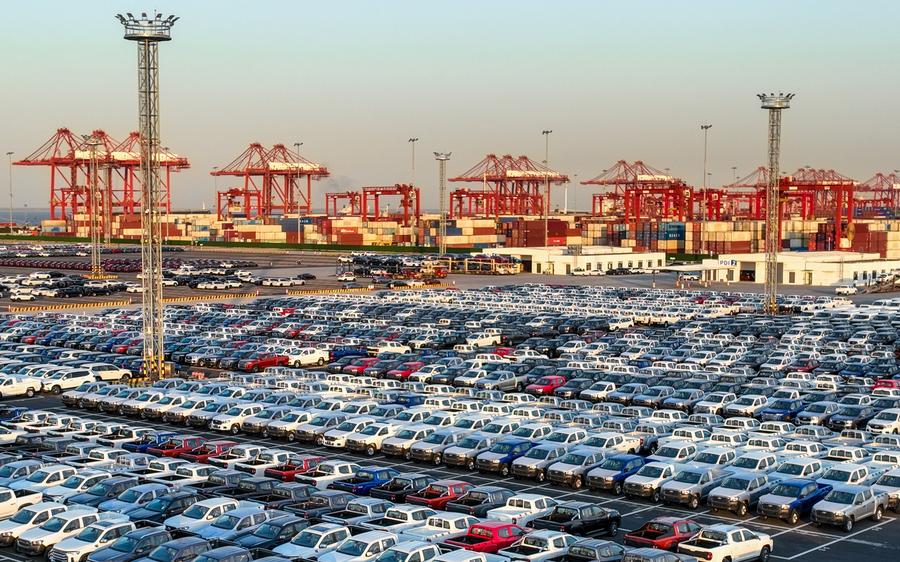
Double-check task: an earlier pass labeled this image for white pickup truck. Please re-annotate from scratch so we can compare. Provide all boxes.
[0,487,42,519]
[294,460,361,490]
[0,376,40,399]
[286,348,330,367]
[677,524,773,562]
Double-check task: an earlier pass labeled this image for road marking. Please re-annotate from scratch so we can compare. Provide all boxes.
[779,519,896,560]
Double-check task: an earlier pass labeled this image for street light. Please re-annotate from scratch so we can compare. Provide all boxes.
[731,166,738,182]
[408,138,418,185]
[293,142,303,246]
[700,124,712,253]
[541,130,552,247]
[5,152,13,234]
[434,152,451,256]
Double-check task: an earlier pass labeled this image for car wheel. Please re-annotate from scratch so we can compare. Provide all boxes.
[52,385,62,395]
[499,464,510,477]
[651,489,661,503]
[758,546,770,562]
[404,450,412,461]
[366,446,376,457]
[788,509,799,525]
[316,435,325,446]
[607,521,618,536]
[573,476,583,489]
[843,517,854,532]
[737,502,748,517]
[231,425,240,435]
[287,432,297,442]
[25,388,34,398]
[536,470,546,483]
[118,406,126,416]
[433,455,442,466]
[874,506,884,521]
[689,496,700,510]
[467,459,476,471]
[613,481,623,495]
[261,428,270,439]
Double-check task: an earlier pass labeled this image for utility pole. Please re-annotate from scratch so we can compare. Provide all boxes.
[293,142,303,245]
[82,135,104,277]
[542,129,552,246]
[758,93,794,315]
[731,166,738,182]
[408,138,418,185]
[700,124,712,253]
[117,11,179,380]
[434,152,451,255]
[5,152,12,234]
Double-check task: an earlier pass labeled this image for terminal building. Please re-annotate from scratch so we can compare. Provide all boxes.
[480,246,666,275]
[699,251,900,286]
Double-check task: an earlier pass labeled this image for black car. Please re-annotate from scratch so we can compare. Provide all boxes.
[368,474,434,503]
[123,491,200,523]
[531,501,621,536]
[263,482,317,510]
[132,536,211,562]
[826,405,877,431]
[283,490,354,520]
[445,486,515,517]
[554,378,595,399]
[87,527,174,562]
[66,476,139,507]
[232,515,309,549]
[560,539,627,562]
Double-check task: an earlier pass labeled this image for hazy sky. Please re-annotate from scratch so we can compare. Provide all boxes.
[2,1,898,212]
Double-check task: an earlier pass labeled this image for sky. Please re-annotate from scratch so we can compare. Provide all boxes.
[1,1,898,213]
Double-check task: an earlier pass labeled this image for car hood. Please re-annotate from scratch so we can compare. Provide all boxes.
[273,544,320,558]
[759,493,796,505]
[549,463,581,473]
[662,481,699,492]
[98,499,140,513]
[88,547,132,562]
[587,468,618,478]
[55,536,93,552]
[412,442,444,452]
[478,452,506,462]
[710,488,746,500]
[513,456,545,468]
[813,501,852,513]
[318,551,367,562]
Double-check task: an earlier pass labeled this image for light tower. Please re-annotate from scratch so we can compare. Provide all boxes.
[81,135,104,277]
[541,130,552,247]
[117,11,179,379]
[700,124,711,254]
[758,92,794,315]
[434,152,451,255]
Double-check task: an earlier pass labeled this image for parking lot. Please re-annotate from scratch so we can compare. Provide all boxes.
[1,394,895,562]
[0,281,898,562]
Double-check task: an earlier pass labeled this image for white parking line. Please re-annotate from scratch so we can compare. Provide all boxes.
[779,519,895,560]
[620,505,657,517]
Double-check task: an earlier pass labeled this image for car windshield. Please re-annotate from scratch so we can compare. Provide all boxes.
[490,443,514,454]
[721,477,751,490]
[26,470,52,483]
[149,546,179,562]
[825,490,856,504]
[600,458,626,471]
[310,416,330,427]
[673,471,703,484]
[838,407,864,416]
[10,509,37,524]
[375,550,407,562]
[770,400,797,410]
[291,530,322,547]
[336,422,358,432]
[254,523,282,539]
[457,437,482,449]
[805,404,830,413]
[876,412,900,421]
[212,514,241,529]
[771,483,803,497]
[182,504,209,519]
[111,536,139,553]
[424,433,447,444]
[118,489,144,503]
[76,526,105,542]
[61,474,88,489]
[41,516,66,532]
[637,465,665,478]
[144,497,173,512]
[877,474,900,487]
[337,540,367,556]
[561,453,588,465]
[87,483,112,496]
[822,469,853,482]
[360,425,381,436]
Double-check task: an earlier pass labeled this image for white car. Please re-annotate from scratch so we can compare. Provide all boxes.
[273,522,352,559]
[42,470,111,503]
[0,375,40,398]
[163,497,243,533]
[48,516,134,562]
[337,273,357,282]
[15,507,101,556]
[209,403,264,434]
[486,494,557,526]
[678,524,773,562]
[317,530,397,562]
[286,348,331,368]
[835,285,858,295]
[498,530,578,562]
[0,501,67,546]
[294,460,361,490]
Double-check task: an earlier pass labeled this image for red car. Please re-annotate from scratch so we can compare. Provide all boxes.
[874,379,900,389]
[525,375,567,396]
[406,479,473,509]
[493,347,514,358]
[238,353,288,372]
[342,357,380,376]
[385,362,425,381]
[179,440,237,463]
[623,517,702,551]
[443,522,528,553]
[148,436,207,457]
[264,454,326,482]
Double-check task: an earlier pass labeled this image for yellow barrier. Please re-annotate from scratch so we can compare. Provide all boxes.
[82,273,120,280]
[7,299,133,313]
[161,291,261,304]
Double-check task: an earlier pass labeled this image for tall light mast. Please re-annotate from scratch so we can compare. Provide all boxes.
[117,12,179,379]
[758,93,793,315]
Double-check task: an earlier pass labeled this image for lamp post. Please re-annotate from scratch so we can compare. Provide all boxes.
[700,124,712,252]
[81,135,104,276]
[293,142,303,245]
[5,152,13,234]
[542,129,552,247]
[732,166,738,182]
[434,152,451,256]
[408,138,418,185]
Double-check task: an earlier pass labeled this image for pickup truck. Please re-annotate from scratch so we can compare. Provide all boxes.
[163,497,243,533]
[0,375,39,399]
[486,494,557,526]
[475,439,534,477]
[263,453,325,482]
[85,524,173,562]
[294,460,361,490]
[661,467,727,510]
[369,473,434,503]
[207,444,264,470]
[282,489,354,520]
[48,516,136,562]
[443,521,527,553]
[708,472,772,517]
[446,486,515,518]
[147,436,207,458]
[179,440,238,463]
[329,467,399,496]
[406,480,473,510]
[234,449,292,476]
[757,479,833,524]
[121,490,201,523]
[498,529,577,562]
[623,462,679,503]
[677,524,773,562]
[321,497,393,526]
[811,484,889,531]
[121,432,179,454]
[360,504,437,533]
[623,517,702,551]
[0,486,42,519]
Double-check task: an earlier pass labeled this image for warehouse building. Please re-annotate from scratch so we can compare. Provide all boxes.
[480,246,666,275]
[699,251,900,286]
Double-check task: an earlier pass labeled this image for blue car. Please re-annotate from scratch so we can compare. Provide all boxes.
[122,431,179,454]
[0,406,28,423]
[757,478,832,524]
[328,467,399,495]
[474,438,534,476]
[395,393,426,407]
[757,399,805,422]
[586,454,646,495]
